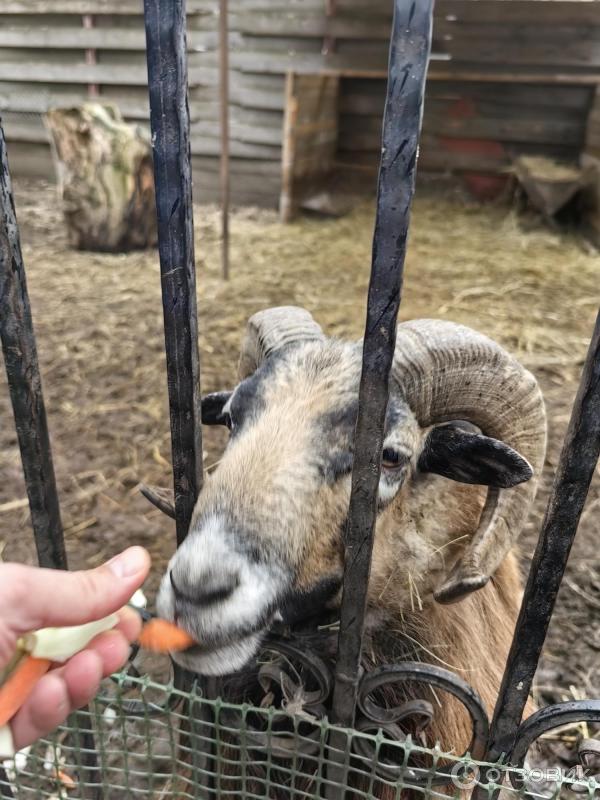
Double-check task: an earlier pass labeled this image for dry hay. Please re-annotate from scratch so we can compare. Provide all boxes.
[0,179,599,756]
[515,156,583,184]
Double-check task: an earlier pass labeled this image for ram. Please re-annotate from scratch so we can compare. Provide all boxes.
[157,306,546,752]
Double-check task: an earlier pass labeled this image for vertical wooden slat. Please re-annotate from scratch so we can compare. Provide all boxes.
[0,122,67,570]
[279,71,296,223]
[82,15,99,97]
[143,0,203,544]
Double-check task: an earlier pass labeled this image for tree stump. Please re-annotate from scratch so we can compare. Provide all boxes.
[45,103,158,252]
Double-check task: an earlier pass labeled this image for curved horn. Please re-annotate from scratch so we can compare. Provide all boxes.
[392,319,546,604]
[238,306,325,379]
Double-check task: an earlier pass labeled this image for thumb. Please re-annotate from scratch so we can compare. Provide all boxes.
[0,547,151,636]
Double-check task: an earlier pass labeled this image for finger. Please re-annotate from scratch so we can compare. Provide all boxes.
[60,650,104,709]
[0,547,150,634]
[11,650,105,752]
[10,672,70,752]
[115,606,143,644]
[85,630,132,678]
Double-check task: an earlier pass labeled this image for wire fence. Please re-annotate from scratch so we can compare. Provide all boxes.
[1,675,599,800]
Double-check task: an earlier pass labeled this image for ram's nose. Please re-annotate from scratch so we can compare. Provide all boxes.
[169,569,239,611]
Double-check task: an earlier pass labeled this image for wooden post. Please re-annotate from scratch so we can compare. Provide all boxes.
[219,0,230,280]
[280,72,297,223]
[45,103,157,252]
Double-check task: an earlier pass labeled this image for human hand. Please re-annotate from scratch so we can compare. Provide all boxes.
[0,546,150,751]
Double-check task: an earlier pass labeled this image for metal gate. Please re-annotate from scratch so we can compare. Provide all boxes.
[1,0,600,797]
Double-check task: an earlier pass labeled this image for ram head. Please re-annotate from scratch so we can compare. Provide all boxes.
[157,307,546,675]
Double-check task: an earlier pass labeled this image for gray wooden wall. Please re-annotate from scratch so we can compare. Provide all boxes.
[0,0,597,207]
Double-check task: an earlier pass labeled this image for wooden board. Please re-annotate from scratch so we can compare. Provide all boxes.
[280,71,339,221]
[0,0,596,208]
[585,87,600,160]
[0,1,208,14]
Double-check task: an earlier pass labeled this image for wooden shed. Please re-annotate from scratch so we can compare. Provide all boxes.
[0,0,597,212]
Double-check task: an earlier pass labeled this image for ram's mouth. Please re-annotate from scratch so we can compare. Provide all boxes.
[170,629,267,676]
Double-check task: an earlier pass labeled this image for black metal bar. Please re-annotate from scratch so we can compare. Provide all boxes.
[141,5,214,794]
[510,700,600,776]
[330,0,434,730]
[476,309,600,784]
[0,122,103,800]
[0,122,67,570]
[143,0,203,544]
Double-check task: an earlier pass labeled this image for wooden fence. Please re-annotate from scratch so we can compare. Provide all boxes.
[0,0,597,207]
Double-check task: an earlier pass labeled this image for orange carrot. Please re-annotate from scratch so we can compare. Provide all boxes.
[0,655,52,726]
[55,769,77,791]
[137,619,196,653]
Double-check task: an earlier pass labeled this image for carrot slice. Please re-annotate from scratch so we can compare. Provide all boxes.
[0,656,52,726]
[137,619,196,653]
[55,768,77,791]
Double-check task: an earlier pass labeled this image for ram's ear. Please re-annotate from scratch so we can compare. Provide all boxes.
[201,391,233,426]
[418,421,533,489]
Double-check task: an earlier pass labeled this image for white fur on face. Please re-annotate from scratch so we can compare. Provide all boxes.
[171,632,266,676]
[378,475,401,505]
[156,513,290,675]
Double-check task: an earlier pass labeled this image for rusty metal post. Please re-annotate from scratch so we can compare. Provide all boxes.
[219,0,230,280]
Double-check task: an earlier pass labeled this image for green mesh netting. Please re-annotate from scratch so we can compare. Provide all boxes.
[1,674,598,800]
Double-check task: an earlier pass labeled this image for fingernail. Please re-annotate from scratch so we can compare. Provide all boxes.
[107,547,149,579]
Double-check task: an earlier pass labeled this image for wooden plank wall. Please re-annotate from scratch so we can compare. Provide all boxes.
[337,0,597,182]
[0,0,596,206]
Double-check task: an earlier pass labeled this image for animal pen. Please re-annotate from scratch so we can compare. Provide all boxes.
[1,0,600,799]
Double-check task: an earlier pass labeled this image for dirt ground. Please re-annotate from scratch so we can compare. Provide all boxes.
[1,178,599,739]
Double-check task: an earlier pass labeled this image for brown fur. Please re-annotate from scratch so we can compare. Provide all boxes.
[171,339,541,796]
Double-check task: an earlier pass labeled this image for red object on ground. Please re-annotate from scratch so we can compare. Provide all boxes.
[439,136,509,201]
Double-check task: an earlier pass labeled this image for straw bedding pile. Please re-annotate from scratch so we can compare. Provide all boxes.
[0,179,598,749]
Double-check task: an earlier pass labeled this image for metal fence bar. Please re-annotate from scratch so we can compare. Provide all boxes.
[476,308,600,782]
[142,2,214,793]
[0,122,67,571]
[0,121,104,800]
[330,0,434,730]
[143,0,203,544]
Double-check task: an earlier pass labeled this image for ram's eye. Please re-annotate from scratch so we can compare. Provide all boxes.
[224,413,233,431]
[382,448,405,470]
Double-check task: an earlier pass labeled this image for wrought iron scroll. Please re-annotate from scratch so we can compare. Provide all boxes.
[0,124,67,571]
[330,0,434,732]
[143,0,203,546]
[510,701,600,783]
[211,635,489,790]
[473,308,600,796]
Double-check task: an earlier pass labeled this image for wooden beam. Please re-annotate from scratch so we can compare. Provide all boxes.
[0,0,208,13]
[0,61,208,87]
